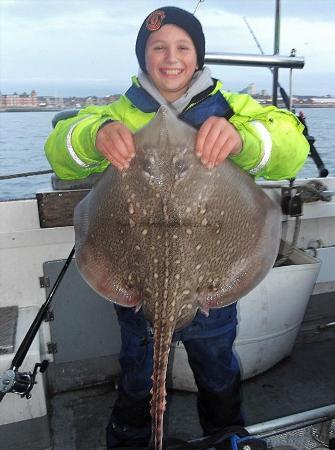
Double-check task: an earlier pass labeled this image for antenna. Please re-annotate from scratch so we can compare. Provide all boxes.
[242,14,291,109]
[243,16,264,56]
[193,0,205,15]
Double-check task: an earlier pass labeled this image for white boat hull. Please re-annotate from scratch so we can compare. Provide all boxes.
[0,176,334,422]
[168,247,321,391]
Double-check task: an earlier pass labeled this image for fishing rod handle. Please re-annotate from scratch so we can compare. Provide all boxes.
[11,246,75,370]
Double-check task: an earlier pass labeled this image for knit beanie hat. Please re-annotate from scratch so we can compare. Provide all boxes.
[135,6,205,73]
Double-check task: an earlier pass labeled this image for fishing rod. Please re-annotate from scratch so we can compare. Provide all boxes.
[0,246,75,403]
[0,169,53,181]
[243,16,328,178]
[243,16,291,109]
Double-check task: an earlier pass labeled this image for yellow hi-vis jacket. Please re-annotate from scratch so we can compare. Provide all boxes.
[45,77,309,181]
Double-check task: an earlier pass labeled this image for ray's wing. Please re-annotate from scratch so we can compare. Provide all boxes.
[168,155,282,315]
[74,166,142,307]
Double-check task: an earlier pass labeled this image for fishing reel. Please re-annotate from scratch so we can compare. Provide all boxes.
[0,360,49,401]
[0,247,75,404]
[281,179,304,217]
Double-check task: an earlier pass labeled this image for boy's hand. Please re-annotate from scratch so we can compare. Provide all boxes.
[96,122,135,171]
[196,116,242,169]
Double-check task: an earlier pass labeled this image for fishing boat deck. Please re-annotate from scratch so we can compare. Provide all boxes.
[42,290,335,449]
[1,181,335,449]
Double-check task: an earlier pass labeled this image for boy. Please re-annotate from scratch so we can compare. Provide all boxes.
[45,6,309,448]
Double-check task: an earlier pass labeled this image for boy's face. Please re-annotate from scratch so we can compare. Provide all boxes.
[145,24,198,102]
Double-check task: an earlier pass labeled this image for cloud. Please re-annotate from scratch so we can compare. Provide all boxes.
[1,0,334,96]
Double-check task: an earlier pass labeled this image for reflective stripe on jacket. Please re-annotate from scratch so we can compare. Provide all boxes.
[44,77,309,181]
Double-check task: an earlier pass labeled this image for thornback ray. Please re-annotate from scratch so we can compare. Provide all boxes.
[74,106,282,450]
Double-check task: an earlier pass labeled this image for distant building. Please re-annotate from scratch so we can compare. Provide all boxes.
[0,90,38,108]
[239,83,256,95]
[38,96,64,109]
[0,91,122,110]
[311,97,335,104]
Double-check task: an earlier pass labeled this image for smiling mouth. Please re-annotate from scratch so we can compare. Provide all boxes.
[160,68,183,76]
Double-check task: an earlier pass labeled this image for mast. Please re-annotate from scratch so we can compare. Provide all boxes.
[272,0,281,106]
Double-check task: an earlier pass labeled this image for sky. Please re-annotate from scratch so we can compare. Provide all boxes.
[0,0,334,98]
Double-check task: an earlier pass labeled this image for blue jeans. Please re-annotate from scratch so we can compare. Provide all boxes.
[106,304,242,448]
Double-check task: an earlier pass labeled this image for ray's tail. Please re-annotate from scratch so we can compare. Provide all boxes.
[151,320,174,450]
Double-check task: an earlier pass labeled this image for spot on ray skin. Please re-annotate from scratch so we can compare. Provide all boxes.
[142,229,148,235]
[196,244,201,251]
[153,258,158,264]
[135,245,140,251]
[186,229,192,235]
[173,234,178,239]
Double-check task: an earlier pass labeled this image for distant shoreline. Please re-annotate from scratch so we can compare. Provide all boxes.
[1,104,335,113]
[0,108,64,113]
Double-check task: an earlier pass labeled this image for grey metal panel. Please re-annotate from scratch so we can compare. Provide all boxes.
[43,259,121,364]
[0,416,51,450]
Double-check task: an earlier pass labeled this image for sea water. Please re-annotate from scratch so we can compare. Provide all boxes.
[0,108,334,200]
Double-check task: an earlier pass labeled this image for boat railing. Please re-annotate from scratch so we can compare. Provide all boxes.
[205,52,304,69]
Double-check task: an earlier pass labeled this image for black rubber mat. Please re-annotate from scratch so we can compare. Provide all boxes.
[0,306,18,354]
